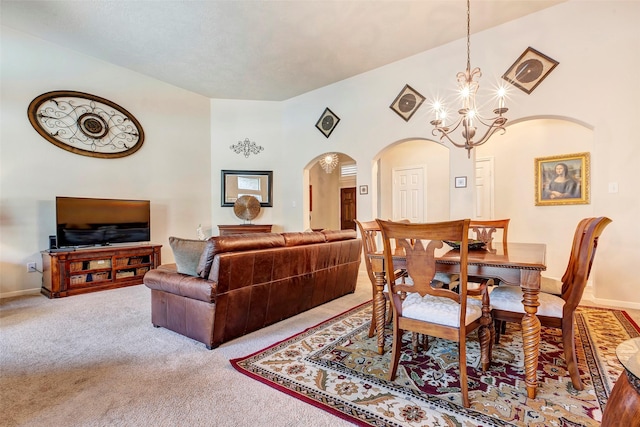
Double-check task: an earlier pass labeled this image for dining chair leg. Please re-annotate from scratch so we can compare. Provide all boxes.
[562,314,583,390]
[388,324,403,382]
[459,337,470,408]
[368,314,376,338]
[411,332,418,353]
[494,319,504,344]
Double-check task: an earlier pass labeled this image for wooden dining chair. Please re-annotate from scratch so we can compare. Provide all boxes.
[446,218,511,293]
[470,219,510,251]
[354,219,405,338]
[376,218,493,408]
[490,216,612,391]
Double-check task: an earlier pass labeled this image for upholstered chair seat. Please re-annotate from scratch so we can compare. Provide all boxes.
[402,292,483,327]
[490,286,563,318]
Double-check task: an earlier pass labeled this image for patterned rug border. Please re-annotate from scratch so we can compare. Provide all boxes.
[230,302,640,426]
[230,300,373,426]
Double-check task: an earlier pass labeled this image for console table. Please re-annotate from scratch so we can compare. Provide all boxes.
[218,224,272,235]
[41,244,161,298]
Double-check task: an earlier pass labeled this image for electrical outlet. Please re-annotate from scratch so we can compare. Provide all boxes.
[27,262,37,273]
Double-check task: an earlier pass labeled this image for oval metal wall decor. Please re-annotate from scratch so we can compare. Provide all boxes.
[27,91,144,158]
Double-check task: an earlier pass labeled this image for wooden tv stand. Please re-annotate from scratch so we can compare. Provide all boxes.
[41,244,162,298]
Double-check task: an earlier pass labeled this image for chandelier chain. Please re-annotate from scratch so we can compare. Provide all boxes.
[466,0,471,72]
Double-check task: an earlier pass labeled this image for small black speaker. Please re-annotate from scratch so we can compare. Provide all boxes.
[49,235,57,250]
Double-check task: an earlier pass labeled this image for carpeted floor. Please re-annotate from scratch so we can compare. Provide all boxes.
[2,271,639,427]
[0,274,372,427]
[232,301,640,427]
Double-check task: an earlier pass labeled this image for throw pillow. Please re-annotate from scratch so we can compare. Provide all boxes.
[168,236,207,276]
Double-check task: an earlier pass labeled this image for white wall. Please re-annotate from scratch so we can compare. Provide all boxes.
[3,1,639,308]
[477,119,594,281]
[210,1,640,309]
[0,27,211,297]
[210,99,284,232]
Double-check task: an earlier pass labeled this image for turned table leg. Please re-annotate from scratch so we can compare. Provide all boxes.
[373,271,386,355]
[520,269,541,399]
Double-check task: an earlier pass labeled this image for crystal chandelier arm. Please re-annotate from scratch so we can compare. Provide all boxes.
[469,120,507,148]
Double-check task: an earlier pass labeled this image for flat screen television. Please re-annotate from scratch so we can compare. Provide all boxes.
[55,196,150,248]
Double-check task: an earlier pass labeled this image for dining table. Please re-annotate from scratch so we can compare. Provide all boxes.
[369,241,547,399]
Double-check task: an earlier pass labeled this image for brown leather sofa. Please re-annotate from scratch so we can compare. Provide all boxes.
[143,230,361,349]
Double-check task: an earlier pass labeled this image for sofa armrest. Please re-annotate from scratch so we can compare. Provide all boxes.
[144,269,217,303]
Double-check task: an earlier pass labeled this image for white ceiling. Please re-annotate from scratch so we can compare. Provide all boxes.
[1,0,566,101]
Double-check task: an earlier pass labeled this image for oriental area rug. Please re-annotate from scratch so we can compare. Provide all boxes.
[231,301,640,427]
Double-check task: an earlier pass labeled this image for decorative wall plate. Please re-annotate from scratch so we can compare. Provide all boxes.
[315,107,340,138]
[502,47,559,94]
[28,90,144,158]
[233,195,261,222]
[389,84,425,121]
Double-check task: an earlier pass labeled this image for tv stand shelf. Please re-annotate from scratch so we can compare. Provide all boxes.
[41,244,162,298]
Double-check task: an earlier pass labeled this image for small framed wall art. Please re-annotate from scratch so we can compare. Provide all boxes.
[454,176,467,188]
[535,152,590,206]
[389,84,425,122]
[315,107,340,138]
[502,47,559,94]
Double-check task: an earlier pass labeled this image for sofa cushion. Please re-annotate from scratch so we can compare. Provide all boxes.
[196,233,286,278]
[169,236,207,276]
[196,239,216,278]
[282,231,326,246]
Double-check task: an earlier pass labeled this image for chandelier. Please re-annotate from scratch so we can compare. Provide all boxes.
[430,0,508,158]
[319,153,339,174]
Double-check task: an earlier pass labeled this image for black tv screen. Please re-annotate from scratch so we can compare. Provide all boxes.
[56,197,150,248]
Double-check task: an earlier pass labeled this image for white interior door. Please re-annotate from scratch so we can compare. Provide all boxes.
[392,166,424,222]
[475,157,494,219]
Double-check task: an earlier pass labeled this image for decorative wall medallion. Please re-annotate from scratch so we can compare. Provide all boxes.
[230,138,264,157]
[315,107,340,138]
[27,91,144,158]
[502,47,559,94]
[389,84,425,121]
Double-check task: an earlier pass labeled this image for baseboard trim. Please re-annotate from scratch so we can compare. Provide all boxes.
[0,288,41,300]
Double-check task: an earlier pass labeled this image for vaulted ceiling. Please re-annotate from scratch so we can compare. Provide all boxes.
[1,1,566,101]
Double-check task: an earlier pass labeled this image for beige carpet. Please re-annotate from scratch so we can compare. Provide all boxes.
[0,270,372,427]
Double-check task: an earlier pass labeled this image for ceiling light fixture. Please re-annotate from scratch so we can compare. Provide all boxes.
[319,153,339,174]
[430,0,509,158]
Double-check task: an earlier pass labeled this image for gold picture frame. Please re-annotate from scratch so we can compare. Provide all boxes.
[502,47,559,94]
[535,152,590,206]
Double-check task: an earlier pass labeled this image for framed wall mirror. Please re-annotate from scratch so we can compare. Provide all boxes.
[221,170,273,207]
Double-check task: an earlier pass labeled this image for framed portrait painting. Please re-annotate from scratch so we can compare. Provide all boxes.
[535,152,590,206]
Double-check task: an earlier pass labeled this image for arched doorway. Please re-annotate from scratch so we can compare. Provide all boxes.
[370,139,450,222]
[305,152,357,231]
